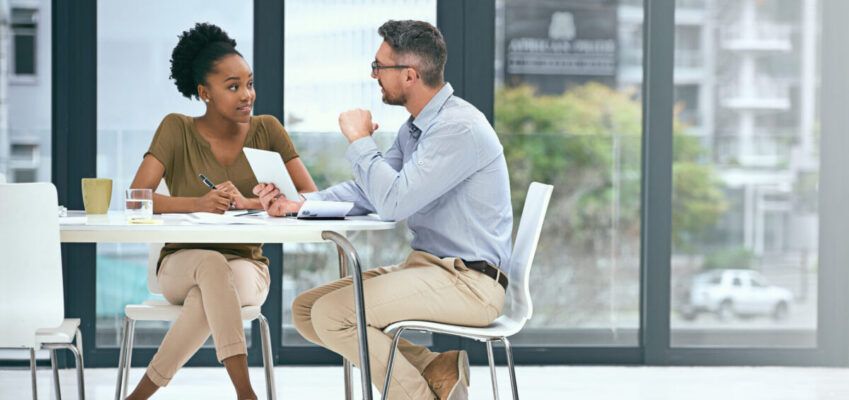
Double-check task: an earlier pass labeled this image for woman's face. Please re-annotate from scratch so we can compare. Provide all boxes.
[200,54,255,124]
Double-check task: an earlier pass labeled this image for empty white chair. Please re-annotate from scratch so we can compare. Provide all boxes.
[114,180,276,400]
[381,182,553,400]
[0,182,86,399]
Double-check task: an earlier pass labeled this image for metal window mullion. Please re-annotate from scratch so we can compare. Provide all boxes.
[639,0,676,365]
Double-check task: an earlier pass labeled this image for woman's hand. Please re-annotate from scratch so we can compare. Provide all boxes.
[194,190,233,214]
[216,180,255,209]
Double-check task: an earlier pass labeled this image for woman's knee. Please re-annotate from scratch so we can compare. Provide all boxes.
[192,251,231,279]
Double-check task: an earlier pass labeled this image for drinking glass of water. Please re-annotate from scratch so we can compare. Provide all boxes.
[125,188,153,222]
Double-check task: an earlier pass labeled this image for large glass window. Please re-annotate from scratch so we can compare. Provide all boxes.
[281,0,437,346]
[96,1,254,347]
[1,2,51,184]
[670,0,820,347]
[493,0,643,346]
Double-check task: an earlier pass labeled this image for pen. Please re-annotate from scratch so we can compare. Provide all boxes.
[199,174,217,189]
[234,209,264,217]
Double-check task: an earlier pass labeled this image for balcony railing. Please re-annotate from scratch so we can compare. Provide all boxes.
[720,79,791,110]
[721,23,793,51]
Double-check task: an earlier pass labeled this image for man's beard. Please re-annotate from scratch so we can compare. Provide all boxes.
[380,81,406,106]
[382,91,406,106]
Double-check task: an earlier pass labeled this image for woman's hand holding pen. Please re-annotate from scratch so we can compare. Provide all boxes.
[194,189,233,214]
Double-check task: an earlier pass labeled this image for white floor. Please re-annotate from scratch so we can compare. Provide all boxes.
[2,365,849,399]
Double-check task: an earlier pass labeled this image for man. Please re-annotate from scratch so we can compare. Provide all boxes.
[255,20,512,400]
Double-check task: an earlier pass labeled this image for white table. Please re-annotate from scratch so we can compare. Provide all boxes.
[60,211,395,400]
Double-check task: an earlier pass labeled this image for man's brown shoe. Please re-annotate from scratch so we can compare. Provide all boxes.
[422,350,470,400]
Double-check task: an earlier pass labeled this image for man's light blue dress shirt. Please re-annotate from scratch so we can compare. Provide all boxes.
[308,83,513,270]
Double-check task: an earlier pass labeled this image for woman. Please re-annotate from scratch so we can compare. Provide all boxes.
[126,23,316,400]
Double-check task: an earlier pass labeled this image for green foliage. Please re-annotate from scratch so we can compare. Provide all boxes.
[495,83,726,254]
[702,247,755,270]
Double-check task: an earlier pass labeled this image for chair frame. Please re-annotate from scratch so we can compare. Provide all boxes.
[383,327,519,400]
[113,313,276,400]
[39,328,86,400]
[380,182,553,400]
[1,183,86,399]
[19,328,86,400]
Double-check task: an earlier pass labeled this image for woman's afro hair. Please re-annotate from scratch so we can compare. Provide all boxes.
[169,22,241,99]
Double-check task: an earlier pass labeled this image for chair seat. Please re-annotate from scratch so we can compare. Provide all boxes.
[125,302,262,322]
[383,315,526,341]
[35,318,80,344]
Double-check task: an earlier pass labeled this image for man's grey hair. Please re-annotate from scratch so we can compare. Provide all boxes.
[378,20,447,88]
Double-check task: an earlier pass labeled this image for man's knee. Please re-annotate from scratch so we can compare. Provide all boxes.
[291,290,317,337]
[311,293,355,342]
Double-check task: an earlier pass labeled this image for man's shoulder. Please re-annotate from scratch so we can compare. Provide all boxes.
[432,100,496,142]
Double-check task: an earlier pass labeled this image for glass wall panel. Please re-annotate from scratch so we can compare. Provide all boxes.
[96,1,254,347]
[282,0,436,346]
[493,0,643,346]
[670,0,820,348]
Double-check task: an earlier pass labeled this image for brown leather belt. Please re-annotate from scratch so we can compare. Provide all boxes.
[462,260,508,290]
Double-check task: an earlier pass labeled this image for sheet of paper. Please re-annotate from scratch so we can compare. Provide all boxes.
[162,212,269,225]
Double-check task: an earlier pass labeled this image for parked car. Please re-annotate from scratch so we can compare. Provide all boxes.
[679,269,793,321]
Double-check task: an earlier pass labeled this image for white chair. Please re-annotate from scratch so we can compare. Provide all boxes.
[0,183,86,399]
[114,181,277,400]
[381,182,553,400]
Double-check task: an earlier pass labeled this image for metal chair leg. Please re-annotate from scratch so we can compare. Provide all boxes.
[258,314,277,400]
[75,328,84,368]
[42,342,87,400]
[50,349,62,400]
[75,328,86,400]
[486,340,500,400]
[502,337,518,400]
[67,343,86,400]
[343,360,354,400]
[122,319,136,400]
[114,317,131,400]
[337,245,354,400]
[30,347,38,400]
[380,328,406,400]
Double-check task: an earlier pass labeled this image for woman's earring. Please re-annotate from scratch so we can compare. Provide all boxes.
[204,98,210,103]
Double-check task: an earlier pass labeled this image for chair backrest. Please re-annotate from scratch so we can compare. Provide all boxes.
[0,183,65,347]
[504,182,553,323]
[147,179,169,294]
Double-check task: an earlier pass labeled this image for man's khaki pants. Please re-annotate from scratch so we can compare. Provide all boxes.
[293,250,505,400]
[145,249,270,387]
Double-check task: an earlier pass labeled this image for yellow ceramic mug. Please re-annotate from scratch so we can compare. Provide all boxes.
[81,178,112,214]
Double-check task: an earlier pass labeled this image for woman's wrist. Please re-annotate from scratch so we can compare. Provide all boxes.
[246,197,263,210]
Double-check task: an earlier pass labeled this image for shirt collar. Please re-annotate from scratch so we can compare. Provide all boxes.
[410,82,454,137]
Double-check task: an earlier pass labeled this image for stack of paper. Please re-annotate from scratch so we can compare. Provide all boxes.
[164,211,269,225]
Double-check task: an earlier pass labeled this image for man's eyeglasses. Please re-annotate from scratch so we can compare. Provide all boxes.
[371,61,411,75]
